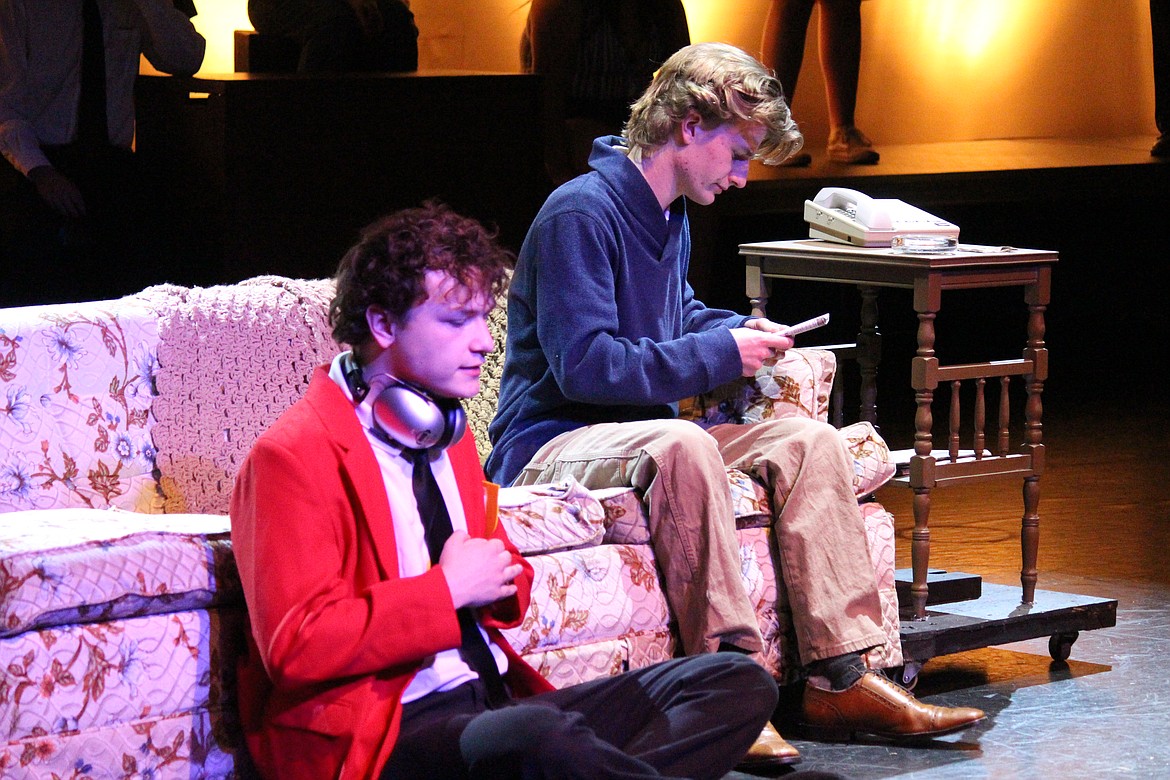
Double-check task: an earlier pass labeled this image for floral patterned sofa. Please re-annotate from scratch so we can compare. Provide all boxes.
[0,276,900,778]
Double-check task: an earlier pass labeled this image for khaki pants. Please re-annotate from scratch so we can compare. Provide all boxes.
[516,416,885,663]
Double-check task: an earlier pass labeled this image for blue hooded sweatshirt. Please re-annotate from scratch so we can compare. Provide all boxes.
[486,136,750,484]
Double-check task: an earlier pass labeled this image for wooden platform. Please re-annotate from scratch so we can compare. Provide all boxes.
[721,134,1168,214]
[898,581,1118,668]
[695,134,1170,313]
[894,568,983,607]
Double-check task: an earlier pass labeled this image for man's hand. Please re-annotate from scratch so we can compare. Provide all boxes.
[439,531,524,609]
[740,317,788,335]
[730,324,793,376]
[28,166,86,218]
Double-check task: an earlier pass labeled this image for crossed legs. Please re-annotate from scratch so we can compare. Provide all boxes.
[516,419,762,655]
[516,417,886,662]
[381,654,777,779]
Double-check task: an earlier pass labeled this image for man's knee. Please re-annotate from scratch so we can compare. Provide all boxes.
[684,654,778,707]
[757,416,842,454]
[647,419,722,465]
[460,703,592,773]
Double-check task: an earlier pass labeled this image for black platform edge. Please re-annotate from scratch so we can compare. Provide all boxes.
[895,568,983,607]
[898,582,1118,664]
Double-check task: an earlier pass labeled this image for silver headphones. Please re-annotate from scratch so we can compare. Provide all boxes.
[343,354,466,451]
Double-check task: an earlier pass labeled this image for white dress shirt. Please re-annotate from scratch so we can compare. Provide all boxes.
[328,353,508,704]
[0,0,205,176]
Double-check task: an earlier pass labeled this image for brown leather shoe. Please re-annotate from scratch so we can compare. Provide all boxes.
[736,721,801,769]
[802,671,985,740]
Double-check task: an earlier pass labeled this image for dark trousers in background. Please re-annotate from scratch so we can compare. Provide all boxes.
[1,145,154,307]
[247,0,418,72]
[380,654,778,780]
[1153,0,1169,134]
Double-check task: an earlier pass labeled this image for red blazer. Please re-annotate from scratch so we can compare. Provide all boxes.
[230,367,553,780]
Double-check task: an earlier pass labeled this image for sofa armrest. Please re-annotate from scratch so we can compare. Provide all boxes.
[0,298,164,513]
[678,347,837,426]
[680,348,896,497]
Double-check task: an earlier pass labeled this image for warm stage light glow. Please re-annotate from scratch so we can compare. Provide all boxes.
[857,0,1040,141]
[167,0,531,75]
[906,0,1028,64]
[193,0,255,74]
[137,0,251,75]
[163,0,1154,144]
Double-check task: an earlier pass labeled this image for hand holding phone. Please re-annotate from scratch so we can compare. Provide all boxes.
[778,313,830,338]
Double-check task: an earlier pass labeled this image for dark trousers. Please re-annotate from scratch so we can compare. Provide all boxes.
[380,654,778,780]
[0,145,153,307]
[247,0,418,72]
[1153,0,1170,133]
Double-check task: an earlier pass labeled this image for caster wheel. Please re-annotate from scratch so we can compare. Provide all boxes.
[1049,631,1079,662]
[891,660,923,689]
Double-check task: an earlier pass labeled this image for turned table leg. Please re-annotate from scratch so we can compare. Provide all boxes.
[1020,273,1050,605]
[909,281,941,621]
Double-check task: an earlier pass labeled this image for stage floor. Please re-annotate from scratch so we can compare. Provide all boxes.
[756,133,1163,178]
[724,395,1170,779]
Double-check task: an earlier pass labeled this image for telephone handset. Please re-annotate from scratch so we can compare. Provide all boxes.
[804,187,960,247]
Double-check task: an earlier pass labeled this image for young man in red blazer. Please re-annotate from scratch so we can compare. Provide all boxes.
[230,202,779,780]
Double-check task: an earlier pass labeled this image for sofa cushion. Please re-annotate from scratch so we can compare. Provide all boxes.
[0,607,244,775]
[2,706,238,780]
[840,421,896,497]
[519,630,675,689]
[464,288,509,464]
[1,299,164,514]
[501,544,669,658]
[497,479,607,554]
[0,606,244,741]
[679,348,837,426]
[0,508,238,637]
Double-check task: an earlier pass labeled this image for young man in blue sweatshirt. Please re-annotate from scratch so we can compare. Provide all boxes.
[488,42,985,765]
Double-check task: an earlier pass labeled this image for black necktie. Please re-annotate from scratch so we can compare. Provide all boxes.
[78,0,109,148]
[407,447,509,706]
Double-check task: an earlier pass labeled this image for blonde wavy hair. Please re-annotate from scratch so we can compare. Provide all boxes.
[623,42,804,165]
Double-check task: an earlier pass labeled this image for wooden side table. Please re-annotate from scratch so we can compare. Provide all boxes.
[739,239,1058,620]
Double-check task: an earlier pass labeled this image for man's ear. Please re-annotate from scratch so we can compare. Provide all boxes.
[365,306,397,349]
[678,110,703,146]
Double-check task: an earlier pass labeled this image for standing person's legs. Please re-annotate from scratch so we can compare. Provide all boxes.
[761,0,817,99]
[707,418,885,665]
[459,655,778,780]
[362,0,418,72]
[818,0,878,162]
[515,419,763,655]
[761,0,817,165]
[817,0,863,131]
[1151,0,1170,153]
